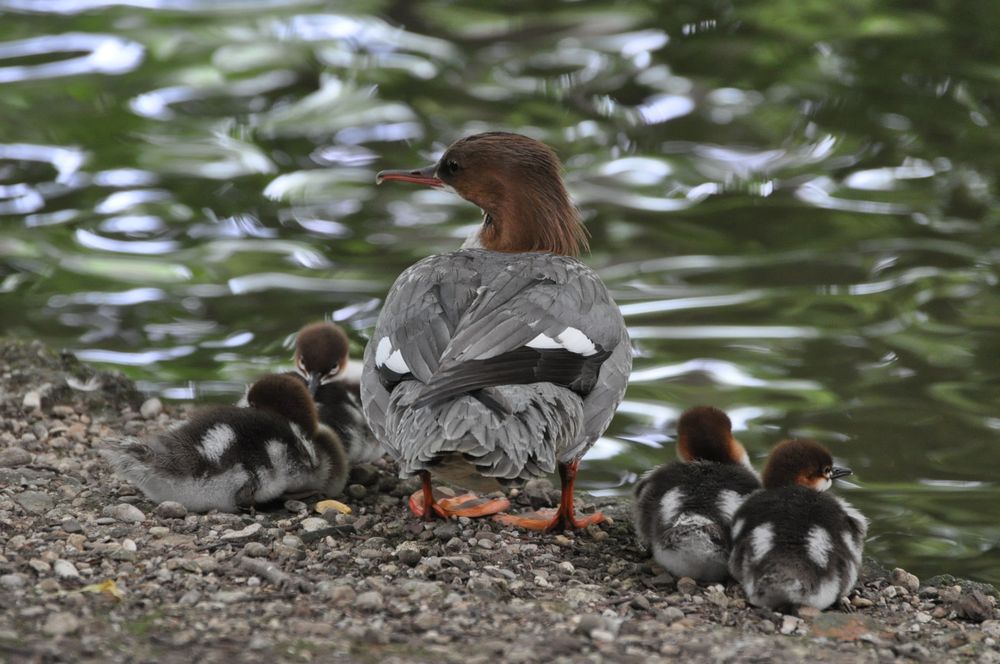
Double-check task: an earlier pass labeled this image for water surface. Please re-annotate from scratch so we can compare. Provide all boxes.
[2,0,999,584]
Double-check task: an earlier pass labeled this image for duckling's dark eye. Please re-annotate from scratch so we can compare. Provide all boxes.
[444,159,461,176]
[823,466,832,476]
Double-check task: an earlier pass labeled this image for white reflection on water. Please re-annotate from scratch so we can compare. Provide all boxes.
[0,144,86,183]
[0,33,143,83]
[94,190,171,215]
[0,183,44,215]
[844,159,936,191]
[918,479,990,490]
[92,168,158,187]
[627,325,820,340]
[583,436,625,461]
[75,345,196,365]
[619,291,766,317]
[48,287,165,307]
[74,228,179,255]
[227,273,383,294]
[796,176,909,215]
[0,0,317,12]
[629,358,822,391]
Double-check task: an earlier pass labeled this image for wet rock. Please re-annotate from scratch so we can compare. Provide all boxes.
[140,397,163,419]
[0,447,32,467]
[102,503,145,523]
[153,501,187,519]
[15,491,54,515]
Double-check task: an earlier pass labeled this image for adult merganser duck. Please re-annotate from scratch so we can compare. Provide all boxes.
[102,374,349,512]
[292,321,383,464]
[362,131,632,530]
[728,438,868,612]
[632,406,761,581]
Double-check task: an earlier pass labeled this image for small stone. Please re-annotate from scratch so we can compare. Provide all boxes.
[300,517,329,532]
[759,620,776,634]
[242,542,269,558]
[22,391,42,410]
[396,545,422,567]
[61,518,84,534]
[284,499,307,513]
[881,585,898,599]
[140,398,163,419]
[53,560,79,579]
[557,561,575,575]
[102,503,145,523]
[677,577,697,594]
[955,589,993,622]
[153,501,187,519]
[851,596,874,608]
[781,615,801,635]
[660,607,685,624]
[0,573,27,589]
[346,484,367,500]
[590,629,615,643]
[477,538,493,550]
[630,595,651,611]
[982,620,1000,639]
[42,612,79,637]
[0,447,32,467]
[433,523,460,540]
[553,535,572,547]
[892,568,920,593]
[221,523,263,541]
[15,491,54,515]
[574,614,606,636]
[355,591,384,612]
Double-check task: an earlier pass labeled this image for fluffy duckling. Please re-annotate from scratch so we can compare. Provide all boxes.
[633,406,761,581]
[728,438,868,612]
[292,321,383,465]
[103,374,348,512]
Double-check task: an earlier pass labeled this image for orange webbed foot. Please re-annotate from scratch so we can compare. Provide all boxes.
[408,488,510,520]
[494,508,605,531]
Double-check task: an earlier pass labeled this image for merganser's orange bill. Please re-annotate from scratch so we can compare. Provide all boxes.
[376,165,443,187]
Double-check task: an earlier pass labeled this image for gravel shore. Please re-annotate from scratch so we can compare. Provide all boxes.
[1,339,999,663]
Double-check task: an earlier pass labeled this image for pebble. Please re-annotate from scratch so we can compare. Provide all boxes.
[300,517,329,532]
[221,523,263,541]
[396,544,422,567]
[102,503,145,523]
[892,568,920,593]
[242,542,269,557]
[0,447,32,467]
[780,615,801,635]
[347,483,367,499]
[284,499,307,513]
[630,595,651,611]
[0,573,27,589]
[61,518,84,534]
[558,561,575,575]
[355,591,384,612]
[140,397,163,419]
[15,491,54,515]
[759,620,776,634]
[851,596,874,608]
[42,612,79,637]
[153,501,188,519]
[677,577,698,594]
[982,620,1000,639]
[955,589,993,622]
[660,607,685,624]
[53,560,79,579]
[22,391,42,410]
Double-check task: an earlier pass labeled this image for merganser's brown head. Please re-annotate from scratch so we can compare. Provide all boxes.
[676,406,751,469]
[246,373,318,436]
[376,132,589,256]
[761,438,852,491]
[293,322,351,396]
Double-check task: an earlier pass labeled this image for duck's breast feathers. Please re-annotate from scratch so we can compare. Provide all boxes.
[365,249,629,400]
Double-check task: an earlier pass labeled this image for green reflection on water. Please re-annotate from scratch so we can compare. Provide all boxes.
[1,0,999,584]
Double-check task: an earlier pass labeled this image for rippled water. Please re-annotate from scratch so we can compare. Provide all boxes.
[2,0,1000,584]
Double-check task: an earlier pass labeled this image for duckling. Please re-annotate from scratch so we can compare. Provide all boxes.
[632,406,761,581]
[102,374,348,512]
[728,438,867,612]
[293,321,383,465]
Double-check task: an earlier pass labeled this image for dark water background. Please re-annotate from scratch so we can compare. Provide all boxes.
[2,0,999,584]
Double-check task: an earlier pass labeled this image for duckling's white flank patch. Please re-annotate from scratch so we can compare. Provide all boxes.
[805,525,833,568]
[750,523,774,562]
[841,530,863,560]
[199,424,235,464]
[832,495,870,531]
[289,422,318,467]
[731,517,746,539]
[658,487,684,526]
[716,489,745,521]
[375,337,410,374]
[526,327,597,356]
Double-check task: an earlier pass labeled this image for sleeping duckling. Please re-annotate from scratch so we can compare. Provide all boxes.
[103,373,348,512]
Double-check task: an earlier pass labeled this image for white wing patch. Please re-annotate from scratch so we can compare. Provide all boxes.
[750,523,774,562]
[658,487,684,526]
[716,489,746,521]
[806,525,833,568]
[833,495,870,536]
[288,422,318,467]
[199,424,235,464]
[375,337,410,374]
[527,327,597,356]
[731,518,746,540]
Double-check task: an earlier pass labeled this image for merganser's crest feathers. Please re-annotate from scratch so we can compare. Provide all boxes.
[378,132,589,256]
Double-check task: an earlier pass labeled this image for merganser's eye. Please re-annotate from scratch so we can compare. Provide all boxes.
[444,159,461,175]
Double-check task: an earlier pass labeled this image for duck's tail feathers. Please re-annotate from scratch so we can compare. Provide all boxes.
[100,437,166,486]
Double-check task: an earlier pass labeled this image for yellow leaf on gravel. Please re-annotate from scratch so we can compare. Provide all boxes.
[315,499,351,515]
[80,579,125,601]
